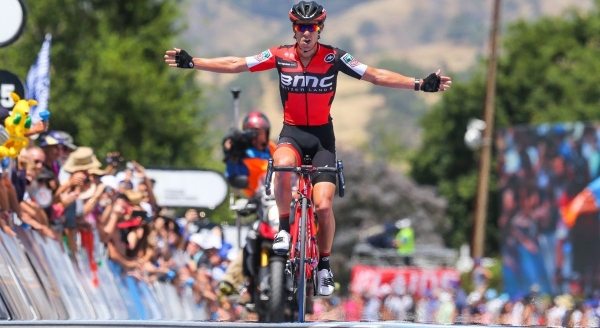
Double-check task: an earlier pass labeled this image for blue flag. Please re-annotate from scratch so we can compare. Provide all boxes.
[25,33,52,123]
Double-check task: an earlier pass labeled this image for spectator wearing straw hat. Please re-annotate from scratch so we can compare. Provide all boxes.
[53,146,101,255]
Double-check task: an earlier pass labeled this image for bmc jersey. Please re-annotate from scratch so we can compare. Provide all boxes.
[246,44,368,126]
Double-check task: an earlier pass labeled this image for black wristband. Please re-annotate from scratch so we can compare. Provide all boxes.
[175,49,195,69]
[414,78,421,91]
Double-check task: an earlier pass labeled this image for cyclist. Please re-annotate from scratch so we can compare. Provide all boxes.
[164,0,452,296]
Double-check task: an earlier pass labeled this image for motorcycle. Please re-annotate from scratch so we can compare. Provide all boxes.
[232,186,289,322]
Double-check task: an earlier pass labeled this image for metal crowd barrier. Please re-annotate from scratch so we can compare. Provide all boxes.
[0,227,204,320]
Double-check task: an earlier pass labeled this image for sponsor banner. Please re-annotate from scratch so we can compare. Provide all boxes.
[146,169,227,209]
[350,265,460,297]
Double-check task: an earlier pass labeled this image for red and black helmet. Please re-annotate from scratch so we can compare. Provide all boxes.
[289,1,326,24]
[242,111,271,136]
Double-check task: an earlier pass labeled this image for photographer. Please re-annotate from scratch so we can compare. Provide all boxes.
[222,111,276,198]
[219,112,276,306]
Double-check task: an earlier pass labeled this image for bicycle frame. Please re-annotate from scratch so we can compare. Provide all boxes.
[264,159,345,322]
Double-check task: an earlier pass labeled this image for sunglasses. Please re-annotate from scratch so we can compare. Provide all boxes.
[293,23,321,33]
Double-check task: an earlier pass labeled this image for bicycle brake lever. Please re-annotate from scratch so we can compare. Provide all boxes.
[265,159,274,196]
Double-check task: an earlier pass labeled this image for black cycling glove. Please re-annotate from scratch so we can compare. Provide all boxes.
[175,49,195,69]
[420,72,441,92]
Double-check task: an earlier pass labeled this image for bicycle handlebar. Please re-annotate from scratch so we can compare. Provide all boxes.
[264,159,346,197]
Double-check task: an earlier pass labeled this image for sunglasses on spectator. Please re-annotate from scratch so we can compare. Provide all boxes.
[293,23,320,33]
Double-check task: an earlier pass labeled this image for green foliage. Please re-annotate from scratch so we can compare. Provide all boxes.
[0,0,214,168]
[410,3,600,255]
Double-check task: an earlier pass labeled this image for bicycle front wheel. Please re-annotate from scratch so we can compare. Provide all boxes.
[296,197,308,322]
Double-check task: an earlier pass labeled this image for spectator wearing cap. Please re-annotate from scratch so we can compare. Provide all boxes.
[37,130,77,183]
[186,233,206,272]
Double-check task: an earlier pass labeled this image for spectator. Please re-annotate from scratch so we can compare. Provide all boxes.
[472,258,492,292]
[15,148,55,238]
[37,130,76,182]
[103,193,142,271]
[394,218,415,266]
[58,146,102,255]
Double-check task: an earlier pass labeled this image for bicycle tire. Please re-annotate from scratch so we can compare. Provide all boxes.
[296,197,308,322]
[268,256,286,322]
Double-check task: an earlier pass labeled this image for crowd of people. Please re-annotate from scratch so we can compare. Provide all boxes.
[2,130,599,325]
[305,282,600,326]
[497,124,600,299]
[0,129,247,320]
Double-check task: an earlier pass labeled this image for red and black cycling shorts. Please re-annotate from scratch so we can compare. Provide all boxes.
[277,121,337,185]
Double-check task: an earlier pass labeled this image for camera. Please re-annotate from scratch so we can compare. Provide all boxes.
[239,129,257,140]
[223,129,257,161]
[105,152,124,166]
[131,210,150,222]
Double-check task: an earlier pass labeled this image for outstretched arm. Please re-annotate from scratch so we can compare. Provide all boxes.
[362,67,452,92]
[164,48,249,73]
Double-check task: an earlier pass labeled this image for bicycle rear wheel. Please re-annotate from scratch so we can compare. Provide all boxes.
[296,197,308,322]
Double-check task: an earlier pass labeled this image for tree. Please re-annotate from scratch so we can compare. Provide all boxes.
[410,2,600,255]
[0,0,213,168]
[332,148,449,292]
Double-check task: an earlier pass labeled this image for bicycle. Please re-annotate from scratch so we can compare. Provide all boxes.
[264,156,345,322]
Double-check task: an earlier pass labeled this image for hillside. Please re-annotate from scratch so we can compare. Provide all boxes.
[180,0,593,150]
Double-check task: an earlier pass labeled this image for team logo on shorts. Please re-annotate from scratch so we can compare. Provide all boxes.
[324,53,335,63]
[341,53,360,67]
[254,50,272,62]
